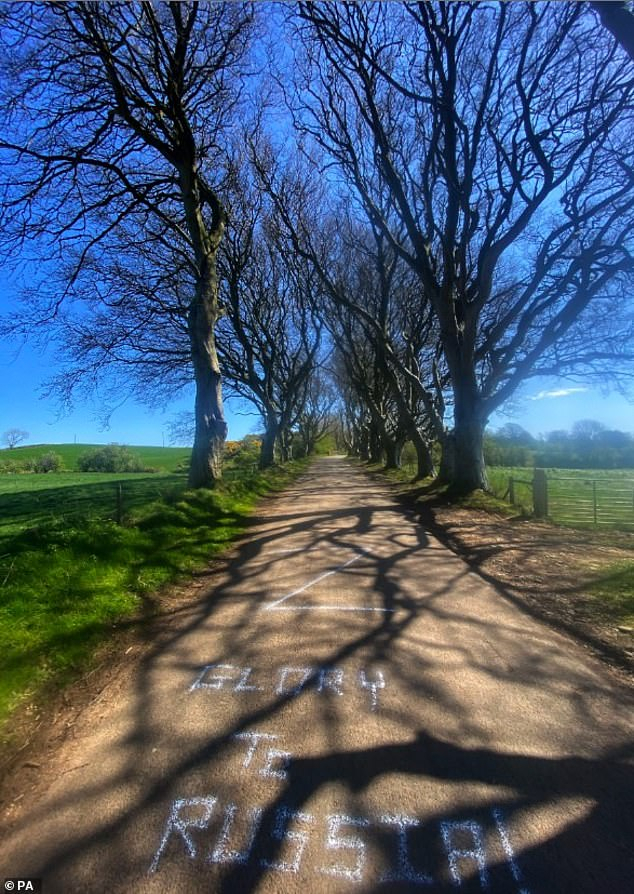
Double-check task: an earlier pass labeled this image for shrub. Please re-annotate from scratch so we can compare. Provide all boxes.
[35,451,63,473]
[230,435,261,467]
[0,457,35,473]
[77,444,152,473]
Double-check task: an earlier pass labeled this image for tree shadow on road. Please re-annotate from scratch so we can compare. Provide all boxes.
[2,459,633,894]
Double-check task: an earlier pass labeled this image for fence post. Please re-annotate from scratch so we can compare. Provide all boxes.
[533,469,548,518]
[508,477,515,506]
[116,483,123,525]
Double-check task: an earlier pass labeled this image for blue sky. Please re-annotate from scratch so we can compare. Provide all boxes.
[0,335,259,447]
[488,383,634,438]
[0,252,265,445]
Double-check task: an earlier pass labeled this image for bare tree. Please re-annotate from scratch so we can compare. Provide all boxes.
[218,182,322,469]
[327,225,440,477]
[292,2,634,491]
[0,2,256,486]
[253,153,443,478]
[2,428,29,449]
[43,222,193,421]
[330,365,371,459]
[296,372,336,457]
[328,301,409,469]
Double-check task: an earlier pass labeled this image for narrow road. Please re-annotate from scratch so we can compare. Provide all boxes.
[1,458,632,893]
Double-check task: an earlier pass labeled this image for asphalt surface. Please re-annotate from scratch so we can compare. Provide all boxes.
[0,457,632,893]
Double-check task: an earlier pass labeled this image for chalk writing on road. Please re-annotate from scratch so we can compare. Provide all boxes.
[149,796,530,891]
[189,664,386,712]
[261,547,395,613]
[233,730,291,781]
[151,531,532,889]
[150,729,530,891]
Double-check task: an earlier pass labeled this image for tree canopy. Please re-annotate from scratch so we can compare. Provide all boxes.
[1,2,633,489]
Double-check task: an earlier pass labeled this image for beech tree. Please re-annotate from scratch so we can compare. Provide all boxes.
[327,300,410,469]
[296,372,336,457]
[41,221,193,421]
[293,1,634,491]
[0,2,256,486]
[323,226,440,477]
[218,181,322,468]
[253,152,445,479]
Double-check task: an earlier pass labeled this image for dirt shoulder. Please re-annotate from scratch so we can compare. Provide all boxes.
[421,499,633,680]
[357,461,633,681]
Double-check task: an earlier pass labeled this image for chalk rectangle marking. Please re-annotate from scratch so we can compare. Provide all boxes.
[263,551,366,611]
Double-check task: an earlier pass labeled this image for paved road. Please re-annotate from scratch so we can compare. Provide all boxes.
[1,458,633,893]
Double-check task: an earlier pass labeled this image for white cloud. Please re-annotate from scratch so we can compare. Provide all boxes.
[529,387,590,401]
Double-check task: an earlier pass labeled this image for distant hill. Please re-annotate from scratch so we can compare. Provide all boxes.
[0,443,191,472]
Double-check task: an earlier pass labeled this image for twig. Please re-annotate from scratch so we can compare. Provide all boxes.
[1,557,15,588]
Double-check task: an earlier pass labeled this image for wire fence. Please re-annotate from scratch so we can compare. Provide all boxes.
[0,463,262,539]
[221,463,259,481]
[0,474,188,537]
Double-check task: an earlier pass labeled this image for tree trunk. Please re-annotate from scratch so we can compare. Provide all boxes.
[437,324,488,492]
[260,413,278,469]
[369,426,383,464]
[187,267,227,488]
[355,423,370,460]
[591,2,634,62]
[451,419,488,491]
[189,358,227,487]
[279,429,293,462]
[445,382,488,492]
[437,430,455,485]
[410,427,435,480]
[384,436,405,470]
[299,421,315,457]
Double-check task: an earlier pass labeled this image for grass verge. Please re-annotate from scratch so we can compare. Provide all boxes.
[0,460,308,746]
[363,460,517,517]
[586,561,634,629]
[0,472,188,539]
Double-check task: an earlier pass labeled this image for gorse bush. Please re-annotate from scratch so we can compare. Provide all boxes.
[229,435,261,467]
[77,444,154,473]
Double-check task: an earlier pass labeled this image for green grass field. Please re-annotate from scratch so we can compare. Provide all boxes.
[0,472,187,543]
[0,442,191,472]
[486,466,634,530]
[0,455,307,747]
